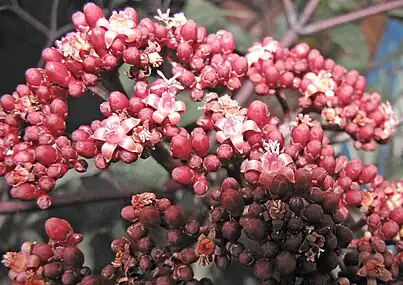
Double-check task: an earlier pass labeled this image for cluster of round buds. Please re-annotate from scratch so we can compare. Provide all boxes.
[338,236,403,285]
[1,217,111,285]
[246,38,399,150]
[103,192,214,284]
[361,180,403,241]
[200,171,354,284]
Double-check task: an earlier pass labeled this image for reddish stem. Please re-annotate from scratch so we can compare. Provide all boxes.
[300,0,403,35]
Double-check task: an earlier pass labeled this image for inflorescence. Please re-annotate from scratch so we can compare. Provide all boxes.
[1,3,403,285]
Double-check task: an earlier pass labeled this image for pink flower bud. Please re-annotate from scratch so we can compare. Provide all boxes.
[83,3,104,28]
[11,183,39,200]
[217,144,233,160]
[45,217,73,241]
[109,91,129,111]
[380,220,399,240]
[203,155,221,173]
[71,11,88,32]
[172,166,193,185]
[193,175,208,195]
[42,48,63,63]
[358,164,377,184]
[344,190,362,206]
[171,134,192,160]
[221,189,244,216]
[390,208,403,225]
[191,129,209,157]
[45,62,71,87]
[292,123,310,147]
[247,100,268,127]
[35,145,58,166]
[139,206,161,228]
[181,20,198,42]
[164,205,185,227]
[26,68,44,86]
[123,47,141,65]
[177,41,193,61]
[344,159,362,181]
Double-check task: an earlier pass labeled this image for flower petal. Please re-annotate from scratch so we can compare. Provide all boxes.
[105,30,118,48]
[175,101,186,112]
[125,29,137,42]
[118,136,136,152]
[96,18,110,29]
[143,94,161,109]
[101,142,117,162]
[241,160,263,173]
[93,127,107,141]
[242,120,261,133]
[122,118,141,134]
[152,110,165,124]
[216,131,229,144]
[215,117,227,130]
[168,112,181,125]
[230,134,245,153]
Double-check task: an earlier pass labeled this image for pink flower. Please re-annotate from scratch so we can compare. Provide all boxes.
[154,9,187,28]
[55,32,93,62]
[302,71,336,98]
[150,71,184,96]
[203,93,246,116]
[96,9,137,48]
[215,115,260,153]
[375,102,399,140]
[93,114,141,162]
[241,139,293,182]
[246,40,278,66]
[143,92,186,125]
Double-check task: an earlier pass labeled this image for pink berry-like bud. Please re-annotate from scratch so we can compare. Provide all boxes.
[11,183,39,200]
[203,155,221,172]
[193,175,209,195]
[292,123,310,147]
[45,217,74,241]
[171,135,192,160]
[380,220,399,240]
[26,68,44,86]
[191,129,210,157]
[69,81,86,97]
[247,100,268,127]
[42,48,63,63]
[172,166,193,185]
[345,159,362,181]
[217,144,233,160]
[139,206,161,228]
[390,208,403,225]
[164,205,185,227]
[35,145,58,166]
[109,91,129,111]
[358,164,377,184]
[83,3,104,27]
[45,62,71,87]
[221,189,244,216]
[181,20,198,42]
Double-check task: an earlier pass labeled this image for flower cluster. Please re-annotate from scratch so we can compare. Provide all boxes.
[1,217,111,285]
[246,39,399,150]
[2,2,403,285]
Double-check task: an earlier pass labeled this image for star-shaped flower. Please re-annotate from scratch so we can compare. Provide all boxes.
[215,115,260,153]
[143,92,186,125]
[303,70,336,98]
[195,229,216,267]
[93,114,142,162]
[96,9,137,48]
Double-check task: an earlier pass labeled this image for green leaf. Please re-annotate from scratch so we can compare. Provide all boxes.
[330,24,369,70]
[177,91,205,127]
[106,157,169,189]
[183,0,255,53]
[118,63,135,96]
[388,8,403,19]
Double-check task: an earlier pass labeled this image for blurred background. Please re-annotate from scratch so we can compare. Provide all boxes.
[1,0,403,284]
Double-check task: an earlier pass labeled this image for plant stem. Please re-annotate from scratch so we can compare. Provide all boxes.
[300,0,403,35]
[151,143,181,173]
[282,0,297,26]
[9,0,49,35]
[276,90,290,119]
[88,84,110,101]
[0,191,135,214]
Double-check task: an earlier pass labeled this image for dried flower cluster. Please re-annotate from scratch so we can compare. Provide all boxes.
[2,3,403,285]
